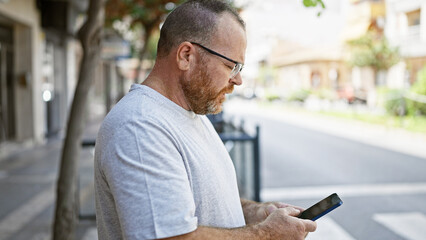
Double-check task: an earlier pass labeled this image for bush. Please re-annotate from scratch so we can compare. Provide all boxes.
[407,66,426,116]
[265,94,280,102]
[287,89,311,102]
[377,87,406,116]
[311,88,337,100]
[386,94,406,116]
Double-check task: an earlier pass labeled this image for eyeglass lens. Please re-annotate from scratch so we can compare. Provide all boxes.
[230,64,242,79]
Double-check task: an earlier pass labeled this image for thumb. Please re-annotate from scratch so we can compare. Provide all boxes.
[282,207,301,217]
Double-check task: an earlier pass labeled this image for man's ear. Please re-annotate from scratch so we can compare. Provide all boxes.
[176,42,195,71]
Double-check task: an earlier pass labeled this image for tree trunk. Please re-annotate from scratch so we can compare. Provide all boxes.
[53,0,105,239]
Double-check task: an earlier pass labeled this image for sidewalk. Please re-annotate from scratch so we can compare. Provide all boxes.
[0,116,102,240]
[225,99,426,160]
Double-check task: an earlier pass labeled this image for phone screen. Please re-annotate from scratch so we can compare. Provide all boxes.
[298,193,342,221]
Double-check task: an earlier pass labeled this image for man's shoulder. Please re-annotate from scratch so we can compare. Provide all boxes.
[100,87,196,138]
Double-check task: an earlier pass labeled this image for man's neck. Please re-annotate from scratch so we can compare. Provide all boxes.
[142,72,192,111]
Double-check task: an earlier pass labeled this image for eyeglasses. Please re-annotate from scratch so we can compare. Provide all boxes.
[190,42,244,79]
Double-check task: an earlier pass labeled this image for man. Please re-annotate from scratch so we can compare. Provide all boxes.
[94,0,317,239]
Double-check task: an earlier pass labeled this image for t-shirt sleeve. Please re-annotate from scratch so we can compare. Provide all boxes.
[101,118,198,239]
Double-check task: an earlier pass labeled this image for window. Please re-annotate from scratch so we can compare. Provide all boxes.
[406,9,421,26]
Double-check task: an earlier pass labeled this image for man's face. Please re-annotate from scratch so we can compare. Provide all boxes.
[181,14,247,115]
[180,55,234,115]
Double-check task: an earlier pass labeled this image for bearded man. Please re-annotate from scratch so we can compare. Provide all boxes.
[94,0,316,239]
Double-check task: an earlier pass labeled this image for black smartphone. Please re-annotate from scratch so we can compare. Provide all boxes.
[298,193,343,221]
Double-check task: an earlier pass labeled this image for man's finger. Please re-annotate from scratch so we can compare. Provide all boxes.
[280,207,301,217]
[275,202,289,208]
[291,205,305,212]
[302,219,317,232]
[266,204,278,215]
[275,202,305,212]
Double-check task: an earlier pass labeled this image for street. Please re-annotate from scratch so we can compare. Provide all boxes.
[225,100,426,240]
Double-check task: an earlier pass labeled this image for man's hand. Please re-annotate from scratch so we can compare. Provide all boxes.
[241,199,304,225]
[258,207,317,240]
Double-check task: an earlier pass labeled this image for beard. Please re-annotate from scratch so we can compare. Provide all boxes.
[180,62,234,115]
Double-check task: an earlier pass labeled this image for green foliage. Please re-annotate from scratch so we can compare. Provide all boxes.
[311,88,337,100]
[146,30,160,59]
[411,66,426,96]
[264,89,281,102]
[288,89,311,102]
[302,0,326,16]
[266,94,280,102]
[407,66,426,115]
[105,0,184,58]
[319,110,426,134]
[303,0,325,8]
[347,31,400,71]
[385,89,407,116]
[378,88,406,116]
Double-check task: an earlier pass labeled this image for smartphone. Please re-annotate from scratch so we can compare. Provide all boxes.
[298,193,343,221]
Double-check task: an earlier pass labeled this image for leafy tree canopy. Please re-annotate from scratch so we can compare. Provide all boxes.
[302,0,326,16]
[105,0,184,29]
[105,0,184,58]
[347,30,400,71]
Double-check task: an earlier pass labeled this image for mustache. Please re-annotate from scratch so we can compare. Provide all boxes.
[207,84,234,103]
[220,84,234,95]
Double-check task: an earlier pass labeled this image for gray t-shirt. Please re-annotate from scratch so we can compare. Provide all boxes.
[94,84,245,240]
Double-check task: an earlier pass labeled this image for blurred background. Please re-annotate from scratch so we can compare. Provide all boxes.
[0,0,426,239]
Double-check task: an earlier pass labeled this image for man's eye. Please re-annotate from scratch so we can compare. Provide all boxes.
[225,64,233,70]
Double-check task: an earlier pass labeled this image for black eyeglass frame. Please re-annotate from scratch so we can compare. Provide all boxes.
[190,42,244,78]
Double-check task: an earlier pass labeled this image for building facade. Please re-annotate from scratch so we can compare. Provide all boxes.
[266,0,403,105]
[0,0,85,155]
[386,0,426,85]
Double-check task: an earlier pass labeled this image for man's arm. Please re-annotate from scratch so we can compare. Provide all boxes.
[160,207,316,240]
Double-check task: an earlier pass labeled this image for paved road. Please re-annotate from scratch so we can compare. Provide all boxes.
[225,100,426,240]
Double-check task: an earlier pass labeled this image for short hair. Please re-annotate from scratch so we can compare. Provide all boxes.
[157,0,245,58]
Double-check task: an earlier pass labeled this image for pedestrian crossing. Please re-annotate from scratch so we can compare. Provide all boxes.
[307,217,356,240]
[374,212,426,240]
[308,212,426,240]
[260,184,426,239]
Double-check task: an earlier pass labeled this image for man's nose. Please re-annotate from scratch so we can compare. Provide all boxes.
[230,73,243,85]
